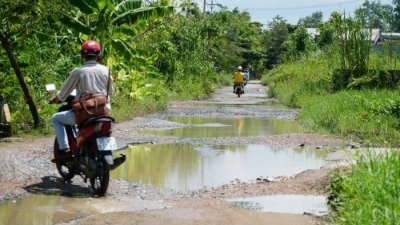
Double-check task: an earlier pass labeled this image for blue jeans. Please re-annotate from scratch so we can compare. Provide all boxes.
[52,110,76,150]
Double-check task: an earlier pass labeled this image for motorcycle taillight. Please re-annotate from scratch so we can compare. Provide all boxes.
[94,121,112,134]
[77,121,113,148]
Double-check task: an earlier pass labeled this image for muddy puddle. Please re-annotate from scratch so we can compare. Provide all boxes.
[228,195,329,216]
[111,144,328,192]
[0,194,94,225]
[138,116,302,137]
[0,194,164,225]
[177,101,291,109]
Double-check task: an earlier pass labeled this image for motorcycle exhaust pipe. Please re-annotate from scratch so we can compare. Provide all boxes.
[110,154,126,170]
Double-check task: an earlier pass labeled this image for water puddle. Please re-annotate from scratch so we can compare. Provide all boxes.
[111,144,327,192]
[138,116,302,137]
[228,195,329,216]
[180,101,290,109]
[0,194,94,225]
[0,193,164,225]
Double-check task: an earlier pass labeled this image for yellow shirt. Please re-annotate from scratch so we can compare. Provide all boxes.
[233,71,244,82]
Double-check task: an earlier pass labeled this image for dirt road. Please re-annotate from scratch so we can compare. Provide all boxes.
[0,81,351,224]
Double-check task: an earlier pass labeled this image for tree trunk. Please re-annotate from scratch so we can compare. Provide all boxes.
[0,33,42,128]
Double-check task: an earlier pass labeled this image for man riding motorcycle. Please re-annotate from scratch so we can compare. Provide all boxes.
[50,40,113,158]
[232,66,245,93]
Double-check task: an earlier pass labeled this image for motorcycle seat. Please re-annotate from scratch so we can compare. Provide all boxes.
[79,115,115,128]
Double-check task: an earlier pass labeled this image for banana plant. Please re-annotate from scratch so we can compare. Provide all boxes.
[57,0,173,63]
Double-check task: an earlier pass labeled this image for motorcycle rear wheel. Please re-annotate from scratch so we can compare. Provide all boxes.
[90,157,110,196]
[53,138,75,180]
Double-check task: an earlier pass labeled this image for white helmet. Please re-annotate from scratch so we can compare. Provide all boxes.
[238,66,242,71]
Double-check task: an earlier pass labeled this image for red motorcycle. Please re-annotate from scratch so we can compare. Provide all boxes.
[49,88,125,196]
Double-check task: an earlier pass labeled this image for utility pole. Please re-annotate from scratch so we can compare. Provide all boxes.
[203,0,206,20]
[203,0,219,20]
[208,0,218,14]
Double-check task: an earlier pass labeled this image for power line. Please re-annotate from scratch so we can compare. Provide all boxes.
[244,0,363,11]
[206,0,219,14]
[203,0,220,19]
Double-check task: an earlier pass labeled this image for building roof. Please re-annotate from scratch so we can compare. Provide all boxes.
[306,28,383,45]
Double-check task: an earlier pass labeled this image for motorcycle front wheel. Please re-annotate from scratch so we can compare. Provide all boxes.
[53,138,75,180]
[90,157,110,196]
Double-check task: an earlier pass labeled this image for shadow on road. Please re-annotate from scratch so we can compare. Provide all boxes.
[23,176,92,197]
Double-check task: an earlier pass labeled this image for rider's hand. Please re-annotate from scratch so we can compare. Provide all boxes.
[49,96,60,104]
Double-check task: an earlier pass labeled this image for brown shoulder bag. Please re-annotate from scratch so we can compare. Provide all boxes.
[71,69,111,126]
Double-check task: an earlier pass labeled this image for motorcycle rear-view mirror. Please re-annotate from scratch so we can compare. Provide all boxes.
[45,83,77,96]
[45,84,56,92]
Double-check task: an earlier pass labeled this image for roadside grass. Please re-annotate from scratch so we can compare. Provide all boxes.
[263,50,335,108]
[298,89,400,145]
[264,49,400,146]
[111,95,169,122]
[327,149,400,224]
[216,73,233,88]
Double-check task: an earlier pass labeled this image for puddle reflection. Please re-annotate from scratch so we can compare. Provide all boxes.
[184,101,290,109]
[0,194,94,225]
[138,116,302,138]
[111,144,326,192]
[229,195,329,216]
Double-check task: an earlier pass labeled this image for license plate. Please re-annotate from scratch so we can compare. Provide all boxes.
[96,137,118,151]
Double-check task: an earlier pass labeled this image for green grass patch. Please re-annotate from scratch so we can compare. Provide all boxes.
[263,51,335,107]
[264,49,400,146]
[328,149,400,224]
[298,90,400,145]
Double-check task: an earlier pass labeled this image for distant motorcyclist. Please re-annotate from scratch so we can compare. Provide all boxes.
[232,66,245,93]
[243,70,249,86]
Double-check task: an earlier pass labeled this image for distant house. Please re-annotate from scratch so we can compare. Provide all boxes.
[371,29,383,45]
[382,32,400,45]
[306,28,318,39]
[306,28,384,46]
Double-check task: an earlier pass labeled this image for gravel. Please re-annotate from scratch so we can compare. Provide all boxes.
[0,81,350,204]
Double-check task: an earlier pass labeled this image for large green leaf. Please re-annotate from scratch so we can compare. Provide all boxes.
[135,48,150,57]
[146,54,158,64]
[98,0,115,12]
[67,0,97,14]
[112,6,173,26]
[112,20,147,37]
[130,55,148,65]
[113,20,147,36]
[110,38,138,60]
[114,0,141,16]
[58,14,93,35]
[112,25,139,36]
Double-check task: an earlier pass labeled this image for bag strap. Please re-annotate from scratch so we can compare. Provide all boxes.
[106,69,111,100]
[82,98,97,115]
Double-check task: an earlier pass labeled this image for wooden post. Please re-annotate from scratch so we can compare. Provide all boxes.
[0,94,3,123]
[0,94,11,137]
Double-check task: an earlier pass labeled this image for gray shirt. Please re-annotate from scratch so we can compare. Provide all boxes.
[56,60,113,106]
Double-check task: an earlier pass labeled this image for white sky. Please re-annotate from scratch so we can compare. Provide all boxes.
[195,0,393,25]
